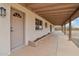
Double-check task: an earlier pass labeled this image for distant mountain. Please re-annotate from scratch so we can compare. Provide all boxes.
[66,26,79,29]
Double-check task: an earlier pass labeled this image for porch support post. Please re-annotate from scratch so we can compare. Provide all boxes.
[64,25,66,34]
[61,25,64,32]
[69,19,72,40]
[63,25,65,34]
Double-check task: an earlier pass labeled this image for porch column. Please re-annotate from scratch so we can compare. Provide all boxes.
[64,25,66,34]
[61,25,64,32]
[69,19,72,40]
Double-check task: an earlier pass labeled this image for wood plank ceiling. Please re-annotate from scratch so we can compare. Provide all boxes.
[20,3,79,25]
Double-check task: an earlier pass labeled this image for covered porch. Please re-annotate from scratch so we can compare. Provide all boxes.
[11,31,79,56]
[0,3,79,56]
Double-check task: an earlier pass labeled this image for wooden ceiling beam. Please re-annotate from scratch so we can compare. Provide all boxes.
[41,15,66,25]
[35,7,76,13]
[42,17,56,24]
[37,9,75,14]
[34,4,78,12]
[62,7,79,25]
[20,3,79,25]
[39,12,72,16]
[27,4,58,10]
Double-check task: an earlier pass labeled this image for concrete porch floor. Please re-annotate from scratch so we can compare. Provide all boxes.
[10,31,79,56]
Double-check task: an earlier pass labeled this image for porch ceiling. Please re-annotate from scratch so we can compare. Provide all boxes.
[20,3,79,25]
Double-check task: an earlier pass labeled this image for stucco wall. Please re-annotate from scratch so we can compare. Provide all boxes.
[0,3,54,55]
[0,4,10,55]
[11,3,54,42]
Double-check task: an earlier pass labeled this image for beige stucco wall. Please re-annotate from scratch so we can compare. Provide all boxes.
[0,4,10,55]
[0,3,54,55]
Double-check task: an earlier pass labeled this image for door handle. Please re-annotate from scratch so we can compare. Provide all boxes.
[10,27,13,32]
[11,29,14,32]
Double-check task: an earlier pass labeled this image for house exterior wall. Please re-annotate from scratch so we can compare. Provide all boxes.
[0,4,10,55]
[0,3,55,55]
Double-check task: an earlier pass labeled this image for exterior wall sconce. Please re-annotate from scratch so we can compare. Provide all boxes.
[0,7,6,16]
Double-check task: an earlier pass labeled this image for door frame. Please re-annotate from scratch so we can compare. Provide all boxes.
[10,7,25,51]
[50,25,52,32]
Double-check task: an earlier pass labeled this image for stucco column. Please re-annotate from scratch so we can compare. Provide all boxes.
[61,25,63,32]
[69,19,72,40]
[64,25,66,34]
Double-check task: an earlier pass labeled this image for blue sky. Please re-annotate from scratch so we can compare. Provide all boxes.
[66,17,79,28]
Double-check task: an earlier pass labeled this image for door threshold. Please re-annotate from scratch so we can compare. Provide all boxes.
[11,44,25,53]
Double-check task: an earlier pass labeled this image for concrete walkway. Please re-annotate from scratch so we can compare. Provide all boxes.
[10,31,79,56]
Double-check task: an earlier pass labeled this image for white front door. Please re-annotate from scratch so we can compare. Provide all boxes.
[11,9,24,50]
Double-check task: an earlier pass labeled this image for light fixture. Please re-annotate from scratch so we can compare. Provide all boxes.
[0,7,6,16]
